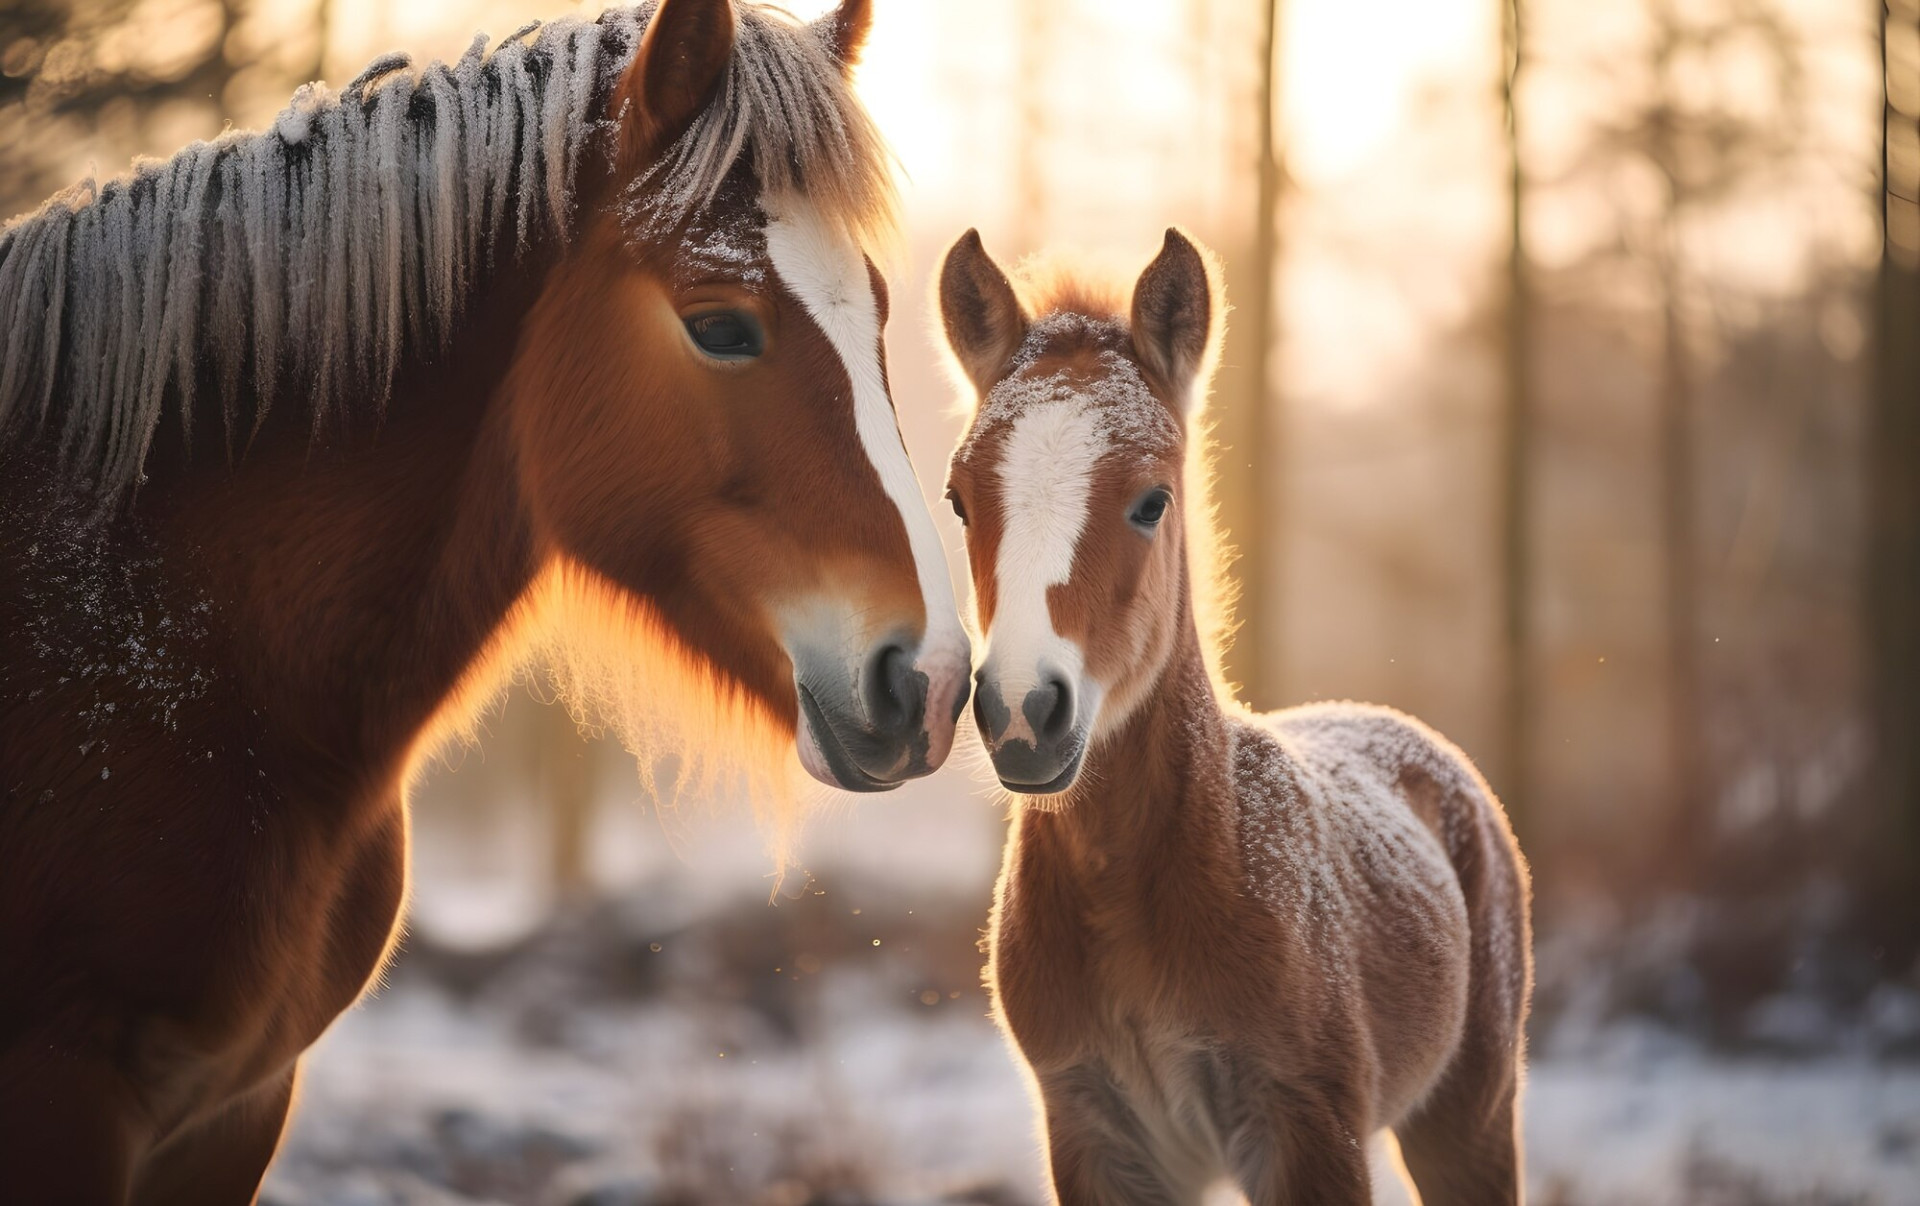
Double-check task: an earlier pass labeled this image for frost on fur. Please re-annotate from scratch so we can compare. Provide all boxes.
[0,11,642,505]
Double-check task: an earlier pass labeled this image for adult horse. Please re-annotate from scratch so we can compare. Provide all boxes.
[0,1,969,1200]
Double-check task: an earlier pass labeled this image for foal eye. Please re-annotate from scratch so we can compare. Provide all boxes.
[685,312,764,359]
[1130,488,1172,529]
[946,486,969,526]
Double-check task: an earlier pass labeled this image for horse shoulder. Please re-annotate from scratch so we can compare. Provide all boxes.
[1,488,408,1136]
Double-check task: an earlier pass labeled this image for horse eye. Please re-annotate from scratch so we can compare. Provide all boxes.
[685,312,763,359]
[1130,488,1172,529]
[946,486,969,526]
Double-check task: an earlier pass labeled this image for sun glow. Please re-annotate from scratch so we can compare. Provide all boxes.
[408,558,806,871]
[1280,0,1491,187]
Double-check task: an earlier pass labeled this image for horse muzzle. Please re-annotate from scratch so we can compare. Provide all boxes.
[791,635,971,792]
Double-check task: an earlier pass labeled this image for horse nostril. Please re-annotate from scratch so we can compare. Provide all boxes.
[864,642,925,737]
[1027,676,1075,745]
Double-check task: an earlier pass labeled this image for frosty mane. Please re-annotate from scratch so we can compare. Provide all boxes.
[0,1,895,505]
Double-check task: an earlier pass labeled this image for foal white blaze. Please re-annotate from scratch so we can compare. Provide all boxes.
[985,399,1107,744]
[761,193,971,780]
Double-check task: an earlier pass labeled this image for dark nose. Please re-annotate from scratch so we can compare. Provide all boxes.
[863,641,929,745]
[975,671,1084,793]
[1023,675,1075,745]
[973,672,1012,744]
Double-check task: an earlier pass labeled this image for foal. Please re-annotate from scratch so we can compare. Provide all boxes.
[941,229,1532,1205]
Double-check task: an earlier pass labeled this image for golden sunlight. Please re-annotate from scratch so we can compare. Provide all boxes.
[0,0,1903,1202]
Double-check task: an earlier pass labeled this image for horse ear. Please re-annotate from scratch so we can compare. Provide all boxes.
[614,0,736,174]
[813,0,874,70]
[940,229,1028,396]
[1130,228,1219,415]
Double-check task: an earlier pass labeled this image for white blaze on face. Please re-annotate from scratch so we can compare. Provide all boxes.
[985,400,1109,742]
[760,193,970,770]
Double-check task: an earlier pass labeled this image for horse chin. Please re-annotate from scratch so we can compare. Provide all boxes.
[794,685,903,793]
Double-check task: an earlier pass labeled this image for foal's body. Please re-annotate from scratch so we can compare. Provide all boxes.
[941,230,1531,1204]
[995,645,1526,1203]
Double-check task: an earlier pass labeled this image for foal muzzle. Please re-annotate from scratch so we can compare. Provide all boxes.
[974,665,1093,794]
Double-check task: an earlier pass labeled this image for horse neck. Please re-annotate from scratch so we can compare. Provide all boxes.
[1037,583,1236,874]
[161,251,556,791]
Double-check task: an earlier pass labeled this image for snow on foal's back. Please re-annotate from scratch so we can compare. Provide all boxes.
[1232,707,1468,961]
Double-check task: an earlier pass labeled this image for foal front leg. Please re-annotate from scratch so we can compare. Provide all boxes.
[1037,1066,1197,1206]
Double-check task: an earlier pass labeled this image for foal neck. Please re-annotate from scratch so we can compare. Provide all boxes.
[1048,595,1234,867]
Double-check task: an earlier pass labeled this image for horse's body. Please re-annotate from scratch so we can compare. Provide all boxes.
[940,231,1532,1204]
[0,4,969,1200]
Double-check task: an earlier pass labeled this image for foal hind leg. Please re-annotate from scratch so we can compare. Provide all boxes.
[1392,1055,1522,1206]
[131,1063,299,1206]
[1229,1085,1372,1206]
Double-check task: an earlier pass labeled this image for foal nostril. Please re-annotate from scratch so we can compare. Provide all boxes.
[863,642,926,737]
[1025,676,1075,745]
[973,674,1012,744]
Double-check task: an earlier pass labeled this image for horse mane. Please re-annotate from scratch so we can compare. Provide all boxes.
[0,1,896,507]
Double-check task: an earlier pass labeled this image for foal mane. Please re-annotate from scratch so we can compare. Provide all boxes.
[0,1,895,508]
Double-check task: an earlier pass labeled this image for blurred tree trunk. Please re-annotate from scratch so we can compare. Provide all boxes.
[1013,0,1051,252]
[539,699,594,904]
[1497,0,1533,834]
[1216,0,1284,709]
[313,0,332,83]
[1871,0,1920,935]
[1641,6,1706,883]
[1659,234,1703,880]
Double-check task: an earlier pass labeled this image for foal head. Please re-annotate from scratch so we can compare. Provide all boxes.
[942,230,1222,794]
[506,0,969,792]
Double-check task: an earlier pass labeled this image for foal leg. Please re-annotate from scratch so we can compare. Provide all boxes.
[131,1062,300,1206]
[1229,1085,1372,1206]
[1365,1131,1420,1206]
[1392,1055,1522,1206]
[1037,1067,1201,1206]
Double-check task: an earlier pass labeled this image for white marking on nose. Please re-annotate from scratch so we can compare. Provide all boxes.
[986,399,1107,740]
[761,194,969,750]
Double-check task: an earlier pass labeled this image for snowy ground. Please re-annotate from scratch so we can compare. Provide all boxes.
[263,910,1920,1205]
[260,757,1920,1206]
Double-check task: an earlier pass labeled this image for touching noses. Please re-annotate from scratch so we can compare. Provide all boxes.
[795,631,972,792]
[858,638,967,771]
[973,664,1086,793]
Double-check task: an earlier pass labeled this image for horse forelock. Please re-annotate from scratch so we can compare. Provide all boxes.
[0,0,898,511]
[619,3,898,260]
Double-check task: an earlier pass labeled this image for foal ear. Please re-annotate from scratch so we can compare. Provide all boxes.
[614,0,736,173]
[813,0,875,70]
[940,229,1028,396]
[1130,228,1220,415]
